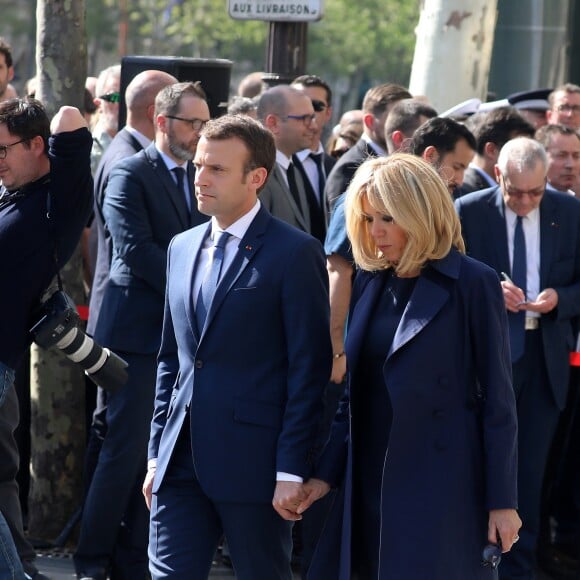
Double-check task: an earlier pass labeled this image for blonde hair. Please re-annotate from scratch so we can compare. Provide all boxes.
[345,154,465,275]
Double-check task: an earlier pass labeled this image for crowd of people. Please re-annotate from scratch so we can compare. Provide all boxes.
[1,32,580,580]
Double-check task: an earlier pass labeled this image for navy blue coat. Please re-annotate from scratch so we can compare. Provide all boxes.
[310,250,518,580]
[94,143,206,354]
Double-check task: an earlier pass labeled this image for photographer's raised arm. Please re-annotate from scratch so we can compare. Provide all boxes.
[50,106,88,134]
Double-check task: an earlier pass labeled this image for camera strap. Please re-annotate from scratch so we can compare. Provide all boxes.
[46,189,64,292]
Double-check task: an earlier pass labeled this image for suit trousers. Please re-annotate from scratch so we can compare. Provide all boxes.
[149,419,293,580]
[499,330,561,580]
[75,351,156,579]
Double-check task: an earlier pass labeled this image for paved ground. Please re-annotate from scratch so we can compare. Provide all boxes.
[34,551,556,580]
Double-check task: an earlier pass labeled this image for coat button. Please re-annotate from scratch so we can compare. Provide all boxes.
[195,360,203,369]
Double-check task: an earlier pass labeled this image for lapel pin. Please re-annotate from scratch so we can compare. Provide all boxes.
[550,222,559,228]
[245,245,253,251]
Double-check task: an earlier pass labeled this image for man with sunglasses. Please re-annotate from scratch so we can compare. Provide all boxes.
[75,82,210,580]
[291,75,336,243]
[455,137,580,580]
[91,64,121,174]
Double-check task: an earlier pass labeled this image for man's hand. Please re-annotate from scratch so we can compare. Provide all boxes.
[142,467,156,511]
[50,106,87,134]
[296,478,331,515]
[501,280,527,313]
[523,288,558,314]
[272,481,307,521]
[488,509,522,552]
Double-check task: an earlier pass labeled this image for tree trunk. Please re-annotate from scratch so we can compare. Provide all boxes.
[408,0,498,112]
[28,0,87,542]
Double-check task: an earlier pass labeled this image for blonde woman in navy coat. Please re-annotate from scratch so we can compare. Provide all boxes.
[302,154,522,579]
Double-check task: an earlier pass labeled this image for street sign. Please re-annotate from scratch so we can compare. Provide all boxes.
[228,0,323,22]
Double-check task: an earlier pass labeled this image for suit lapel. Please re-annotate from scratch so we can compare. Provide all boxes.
[199,207,270,338]
[388,273,449,358]
[488,188,511,276]
[185,222,212,341]
[145,145,190,230]
[539,193,558,288]
[273,165,310,231]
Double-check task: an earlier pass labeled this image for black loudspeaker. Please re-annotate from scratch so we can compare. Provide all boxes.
[118,55,233,128]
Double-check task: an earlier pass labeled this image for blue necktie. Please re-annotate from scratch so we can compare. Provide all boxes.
[195,231,231,333]
[172,166,191,212]
[510,216,527,361]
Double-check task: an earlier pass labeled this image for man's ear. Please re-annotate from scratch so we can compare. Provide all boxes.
[422,145,439,164]
[493,164,502,184]
[390,130,405,151]
[251,167,268,190]
[483,141,499,162]
[264,113,279,133]
[362,113,375,131]
[156,113,167,133]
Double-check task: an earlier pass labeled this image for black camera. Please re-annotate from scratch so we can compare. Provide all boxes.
[30,290,127,393]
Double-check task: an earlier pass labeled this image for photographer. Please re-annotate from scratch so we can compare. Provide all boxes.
[0,98,93,577]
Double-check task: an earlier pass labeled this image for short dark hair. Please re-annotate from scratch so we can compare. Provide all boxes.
[384,99,438,145]
[201,114,276,193]
[0,98,50,154]
[362,83,412,117]
[411,117,476,157]
[0,38,13,69]
[154,81,207,117]
[535,123,580,148]
[291,74,332,107]
[466,107,535,155]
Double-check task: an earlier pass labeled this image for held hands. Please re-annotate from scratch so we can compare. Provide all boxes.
[272,478,331,521]
[501,281,558,314]
[488,509,522,553]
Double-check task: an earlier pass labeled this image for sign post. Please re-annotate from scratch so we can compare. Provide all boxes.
[229,0,324,86]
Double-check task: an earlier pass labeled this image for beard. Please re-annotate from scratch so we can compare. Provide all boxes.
[169,138,195,161]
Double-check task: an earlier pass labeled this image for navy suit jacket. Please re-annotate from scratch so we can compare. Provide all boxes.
[456,186,580,409]
[94,143,207,354]
[148,206,332,503]
[310,250,517,580]
[87,127,144,335]
[324,139,378,210]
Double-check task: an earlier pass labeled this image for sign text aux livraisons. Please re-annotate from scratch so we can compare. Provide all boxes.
[228,0,323,22]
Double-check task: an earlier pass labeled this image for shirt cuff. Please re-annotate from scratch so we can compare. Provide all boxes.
[276,472,303,483]
[147,459,157,470]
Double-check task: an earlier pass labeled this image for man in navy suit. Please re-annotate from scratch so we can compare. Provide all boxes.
[143,114,332,580]
[74,82,210,580]
[455,137,580,580]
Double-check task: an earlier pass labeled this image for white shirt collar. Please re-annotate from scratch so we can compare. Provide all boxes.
[210,199,261,242]
[361,132,386,156]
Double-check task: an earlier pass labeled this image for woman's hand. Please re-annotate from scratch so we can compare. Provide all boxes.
[296,478,331,514]
[488,509,522,552]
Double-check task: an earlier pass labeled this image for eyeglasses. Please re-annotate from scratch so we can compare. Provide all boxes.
[500,173,546,198]
[166,115,208,132]
[556,104,580,114]
[98,92,120,104]
[0,139,26,160]
[311,100,328,113]
[284,113,317,127]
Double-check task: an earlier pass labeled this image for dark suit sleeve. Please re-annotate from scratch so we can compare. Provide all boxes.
[148,237,180,462]
[276,237,332,477]
[104,162,168,296]
[467,264,518,510]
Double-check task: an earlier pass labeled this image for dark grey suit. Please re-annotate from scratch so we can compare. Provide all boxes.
[260,163,311,234]
[456,166,495,198]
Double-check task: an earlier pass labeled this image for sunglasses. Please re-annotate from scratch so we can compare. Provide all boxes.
[98,92,120,104]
